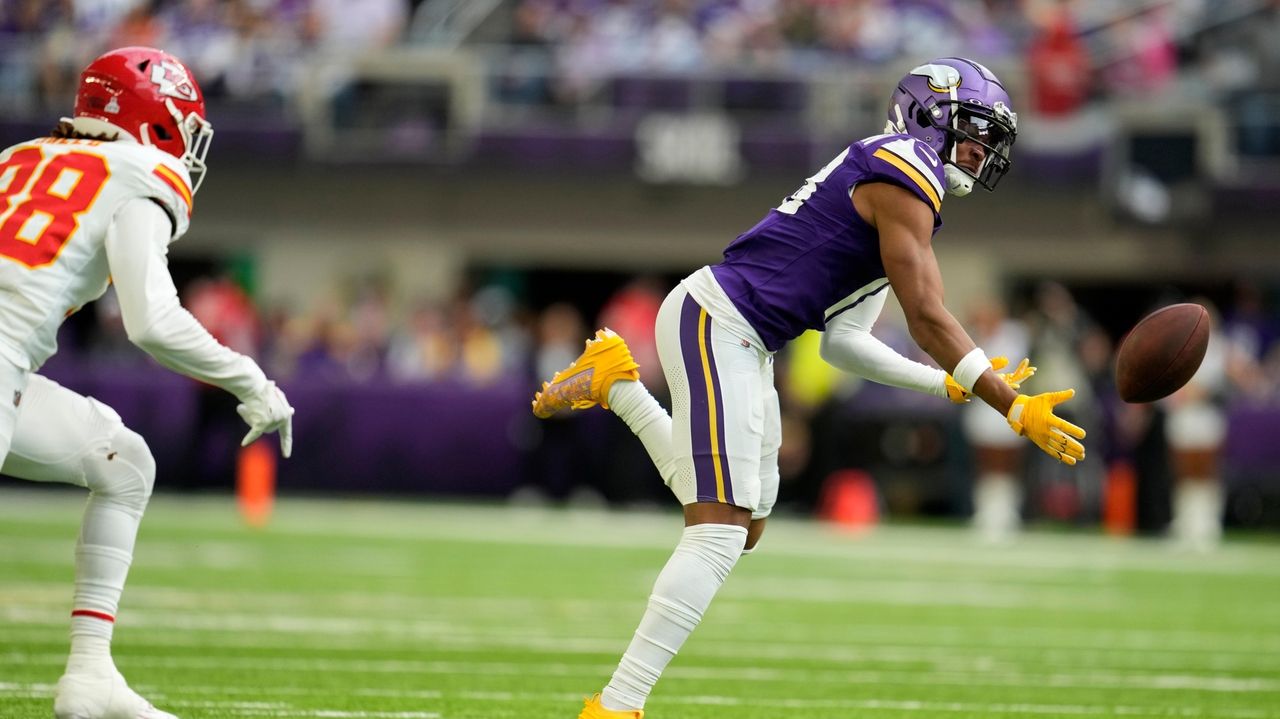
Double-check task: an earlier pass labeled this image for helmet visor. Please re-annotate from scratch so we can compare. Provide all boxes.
[945,103,1016,190]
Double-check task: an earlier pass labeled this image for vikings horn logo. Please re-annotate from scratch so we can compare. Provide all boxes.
[150,61,198,102]
[911,63,961,93]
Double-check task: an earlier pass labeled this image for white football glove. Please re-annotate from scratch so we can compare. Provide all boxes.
[237,381,294,458]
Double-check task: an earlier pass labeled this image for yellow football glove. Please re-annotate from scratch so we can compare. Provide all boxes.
[1006,389,1087,465]
[945,356,1037,403]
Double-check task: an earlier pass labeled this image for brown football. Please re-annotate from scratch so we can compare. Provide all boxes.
[1115,303,1210,403]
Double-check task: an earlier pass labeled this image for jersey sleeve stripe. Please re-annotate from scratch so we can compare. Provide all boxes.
[152,165,193,215]
[883,144,945,198]
[824,279,891,324]
[871,148,942,213]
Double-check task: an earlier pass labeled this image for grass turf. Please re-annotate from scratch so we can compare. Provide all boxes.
[1,487,1278,718]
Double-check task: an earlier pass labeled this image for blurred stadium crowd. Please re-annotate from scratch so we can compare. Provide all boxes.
[1,1,1278,134]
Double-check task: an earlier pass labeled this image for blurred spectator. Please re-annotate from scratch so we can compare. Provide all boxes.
[387,300,456,382]
[346,277,394,381]
[646,0,703,71]
[305,0,408,50]
[495,0,555,105]
[472,283,531,378]
[598,277,667,391]
[86,287,138,366]
[1220,281,1277,399]
[35,1,81,109]
[960,295,1030,542]
[1223,280,1279,366]
[0,1,53,113]
[163,0,235,95]
[305,0,410,126]
[534,301,587,387]
[1101,4,1177,98]
[519,302,601,503]
[1026,2,1091,116]
[186,273,263,488]
[1076,323,1118,461]
[107,0,164,49]
[1164,299,1229,551]
[448,293,503,384]
[1025,281,1104,522]
[1197,0,1280,157]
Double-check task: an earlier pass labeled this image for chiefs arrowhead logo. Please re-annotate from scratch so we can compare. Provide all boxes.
[150,61,198,102]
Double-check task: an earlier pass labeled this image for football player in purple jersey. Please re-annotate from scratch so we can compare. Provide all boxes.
[532,58,1086,718]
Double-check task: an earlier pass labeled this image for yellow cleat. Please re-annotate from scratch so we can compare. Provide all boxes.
[532,329,640,418]
[578,693,643,718]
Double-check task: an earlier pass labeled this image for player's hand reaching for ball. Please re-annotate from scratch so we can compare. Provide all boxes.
[1006,390,1086,465]
[237,380,294,458]
[945,356,1036,403]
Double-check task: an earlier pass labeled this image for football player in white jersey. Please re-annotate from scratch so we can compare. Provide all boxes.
[0,47,294,719]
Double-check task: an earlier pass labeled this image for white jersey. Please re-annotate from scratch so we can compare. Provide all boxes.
[0,137,193,371]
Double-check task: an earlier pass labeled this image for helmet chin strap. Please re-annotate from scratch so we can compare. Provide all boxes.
[944,135,978,196]
[944,165,974,197]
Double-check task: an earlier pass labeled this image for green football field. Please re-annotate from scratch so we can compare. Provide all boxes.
[2,487,1279,719]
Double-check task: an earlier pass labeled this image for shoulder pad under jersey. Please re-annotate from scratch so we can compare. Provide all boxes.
[109,143,194,241]
[861,134,946,217]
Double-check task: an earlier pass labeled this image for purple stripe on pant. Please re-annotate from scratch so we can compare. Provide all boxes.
[679,294,734,505]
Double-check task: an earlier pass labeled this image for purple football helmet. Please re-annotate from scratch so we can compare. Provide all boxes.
[885,58,1018,196]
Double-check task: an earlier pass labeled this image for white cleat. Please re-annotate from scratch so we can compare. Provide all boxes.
[54,670,179,719]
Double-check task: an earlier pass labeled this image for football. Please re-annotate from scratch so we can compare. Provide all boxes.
[1115,303,1211,403]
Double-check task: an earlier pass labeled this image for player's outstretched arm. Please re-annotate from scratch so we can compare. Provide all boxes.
[860,182,990,393]
[820,307,1034,402]
[818,286,950,398]
[104,198,294,457]
[859,182,1084,464]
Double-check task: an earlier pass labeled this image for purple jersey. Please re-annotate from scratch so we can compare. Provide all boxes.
[710,133,946,352]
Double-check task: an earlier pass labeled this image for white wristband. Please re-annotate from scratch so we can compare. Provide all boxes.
[951,347,990,393]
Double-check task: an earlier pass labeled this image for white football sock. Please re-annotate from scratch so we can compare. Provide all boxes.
[1173,480,1222,551]
[66,496,141,676]
[601,523,747,711]
[973,473,1021,543]
[607,380,678,486]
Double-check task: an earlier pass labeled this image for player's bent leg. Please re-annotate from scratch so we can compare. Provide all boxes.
[599,502,749,713]
[588,292,764,713]
[606,379,678,486]
[744,518,767,553]
[3,375,175,719]
[530,324,680,486]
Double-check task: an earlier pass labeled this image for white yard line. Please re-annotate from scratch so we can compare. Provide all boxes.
[220,706,440,711]
[5,582,1278,655]
[458,690,1275,718]
[0,625,1212,672]
[0,682,445,701]
[3,653,1277,694]
[7,605,1280,670]
[0,684,440,718]
[1,681,1265,718]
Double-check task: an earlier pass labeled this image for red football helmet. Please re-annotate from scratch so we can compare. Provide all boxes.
[73,46,214,193]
